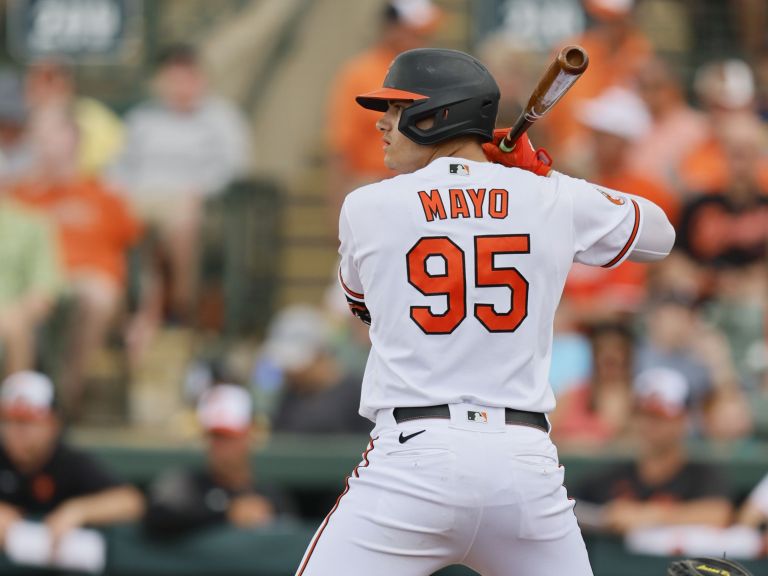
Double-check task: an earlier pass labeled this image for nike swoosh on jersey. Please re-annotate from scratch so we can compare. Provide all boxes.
[398,430,426,444]
[596,186,626,205]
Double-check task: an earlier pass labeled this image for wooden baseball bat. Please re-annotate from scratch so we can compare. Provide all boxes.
[499,45,589,152]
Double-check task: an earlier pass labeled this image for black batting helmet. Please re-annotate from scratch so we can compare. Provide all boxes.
[356,48,500,145]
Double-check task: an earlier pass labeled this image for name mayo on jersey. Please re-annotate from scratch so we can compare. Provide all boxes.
[418,188,509,222]
[338,157,642,421]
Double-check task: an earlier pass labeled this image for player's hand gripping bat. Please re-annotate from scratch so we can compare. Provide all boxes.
[499,45,589,152]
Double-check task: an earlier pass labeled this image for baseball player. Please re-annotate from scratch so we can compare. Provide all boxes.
[296,48,675,576]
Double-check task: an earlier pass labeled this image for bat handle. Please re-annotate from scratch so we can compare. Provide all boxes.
[499,116,532,152]
[499,44,589,153]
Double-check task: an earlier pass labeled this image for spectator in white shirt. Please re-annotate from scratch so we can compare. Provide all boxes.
[110,44,252,322]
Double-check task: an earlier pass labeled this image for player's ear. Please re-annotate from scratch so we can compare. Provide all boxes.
[415,113,437,131]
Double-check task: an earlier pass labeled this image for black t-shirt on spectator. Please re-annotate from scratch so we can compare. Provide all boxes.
[143,467,295,537]
[0,442,120,514]
[272,375,371,435]
[574,461,729,505]
[677,193,768,267]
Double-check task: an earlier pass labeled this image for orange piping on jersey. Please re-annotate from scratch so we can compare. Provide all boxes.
[296,437,377,576]
[418,189,447,222]
[602,199,640,268]
[339,268,365,300]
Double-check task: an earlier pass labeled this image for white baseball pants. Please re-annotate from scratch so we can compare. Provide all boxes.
[295,403,594,576]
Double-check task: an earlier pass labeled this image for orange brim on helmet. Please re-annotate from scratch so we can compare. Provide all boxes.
[356,88,428,112]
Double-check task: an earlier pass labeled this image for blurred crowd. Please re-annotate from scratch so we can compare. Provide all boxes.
[0,44,251,419]
[0,0,767,565]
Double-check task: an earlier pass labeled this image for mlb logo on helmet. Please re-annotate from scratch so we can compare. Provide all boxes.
[467,411,488,423]
[450,163,470,175]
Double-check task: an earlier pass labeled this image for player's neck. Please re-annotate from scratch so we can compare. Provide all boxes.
[427,137,488,165]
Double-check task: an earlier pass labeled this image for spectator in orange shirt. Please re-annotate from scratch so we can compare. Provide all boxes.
[561,87,679,322]
[11,108,142,417]
[679,59,768,195]
[325,0,442,220]
[627,57,710,192]
[540,0,654,161]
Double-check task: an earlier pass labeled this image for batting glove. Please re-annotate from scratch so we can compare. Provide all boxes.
[482,129,552,177]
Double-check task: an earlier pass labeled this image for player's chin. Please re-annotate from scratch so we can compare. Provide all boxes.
[383,152,399,172]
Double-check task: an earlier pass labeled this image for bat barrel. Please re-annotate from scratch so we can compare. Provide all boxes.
[500,44,589,152]
[558,45,589,75]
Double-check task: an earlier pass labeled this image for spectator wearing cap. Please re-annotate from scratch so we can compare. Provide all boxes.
[627,57,710,192]
[540,0,654,160]
[325,0,442,222]
[263,306,371,434]
[559,88,679,323]
[572,368,732,535]
[144,384,293,537]
[0,371,144,548]
[109,43,251,323]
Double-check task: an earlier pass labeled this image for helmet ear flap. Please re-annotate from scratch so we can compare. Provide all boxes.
[368,48,500,145]
[398,97,497,145]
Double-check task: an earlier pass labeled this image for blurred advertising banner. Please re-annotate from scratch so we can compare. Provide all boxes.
[8,0,143,63]
[472,0,586,51]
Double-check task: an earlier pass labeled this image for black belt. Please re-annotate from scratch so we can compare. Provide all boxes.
[393,405,549,433]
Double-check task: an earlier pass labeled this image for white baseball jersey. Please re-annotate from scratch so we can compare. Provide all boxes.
[339,156,641,421]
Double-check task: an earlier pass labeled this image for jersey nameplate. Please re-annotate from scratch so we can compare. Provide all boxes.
[418,188,510,222]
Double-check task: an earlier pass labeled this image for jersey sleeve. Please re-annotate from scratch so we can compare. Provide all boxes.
[338,201,371,325]
[560,174,642,269]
